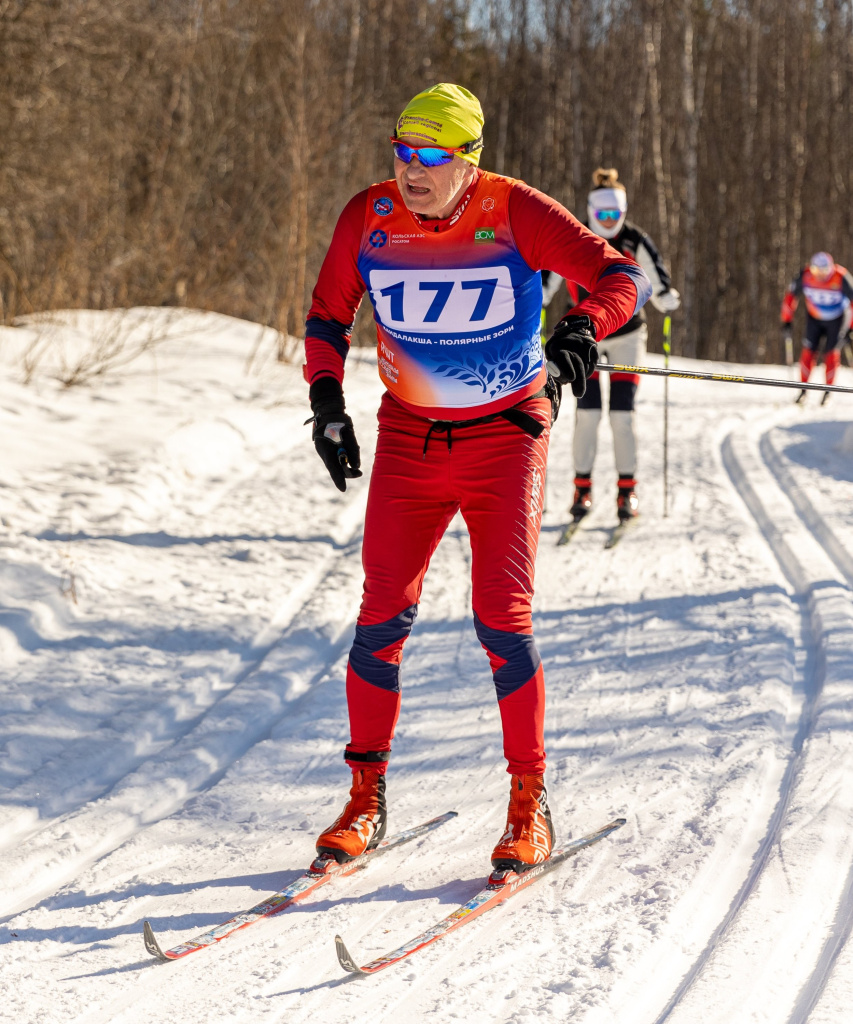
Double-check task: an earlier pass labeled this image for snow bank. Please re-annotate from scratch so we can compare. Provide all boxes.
[1,311,852,1024]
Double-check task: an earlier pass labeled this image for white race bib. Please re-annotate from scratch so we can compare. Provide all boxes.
[369,266,515,334]
[803,286,840,309]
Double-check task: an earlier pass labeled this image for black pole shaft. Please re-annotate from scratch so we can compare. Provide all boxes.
[596,363,853,395]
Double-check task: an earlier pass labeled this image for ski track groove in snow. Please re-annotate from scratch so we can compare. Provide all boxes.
[758,429,853,1024]
[0,528,349,859]
[0,416,367,854]
[0,506,367,923]
[650,417,853,1024]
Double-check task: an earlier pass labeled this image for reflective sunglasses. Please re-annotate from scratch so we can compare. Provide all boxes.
[594,209,623,223]
[390,135,484,167]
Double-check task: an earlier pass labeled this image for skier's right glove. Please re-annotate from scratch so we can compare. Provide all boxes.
[308,377,362,492]
[544,314,598,398]
[781,323,793,344]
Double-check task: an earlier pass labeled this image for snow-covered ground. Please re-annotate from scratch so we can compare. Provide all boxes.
[1,308,852,1024]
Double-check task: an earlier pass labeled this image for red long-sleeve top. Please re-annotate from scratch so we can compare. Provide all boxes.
[305,169,650,414]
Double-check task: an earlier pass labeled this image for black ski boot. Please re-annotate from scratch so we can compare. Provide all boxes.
[617,477,639,522]
[570,476,592,519]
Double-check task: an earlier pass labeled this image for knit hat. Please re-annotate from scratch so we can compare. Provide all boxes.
[395,83,484,165]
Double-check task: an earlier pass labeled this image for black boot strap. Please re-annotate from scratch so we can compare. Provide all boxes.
[344,749,390,763]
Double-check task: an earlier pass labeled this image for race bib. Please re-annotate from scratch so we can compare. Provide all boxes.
[803,286,840,309]
[368,267,515,335]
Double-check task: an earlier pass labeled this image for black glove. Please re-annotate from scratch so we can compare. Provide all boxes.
[544,314,598,398]
[308,377,362,492]
[781,323,793,344]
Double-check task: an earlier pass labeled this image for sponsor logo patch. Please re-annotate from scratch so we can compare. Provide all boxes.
[481,197,495,211]
[373,196,394,216]
[378,355,399,383]
[369,229,388,248]
[474,228,495,243]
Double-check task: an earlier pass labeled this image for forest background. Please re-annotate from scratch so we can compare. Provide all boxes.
[0,0,851,364]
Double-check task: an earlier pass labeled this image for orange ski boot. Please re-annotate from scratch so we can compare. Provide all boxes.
[491,774,554,873]
[316,769,387,864]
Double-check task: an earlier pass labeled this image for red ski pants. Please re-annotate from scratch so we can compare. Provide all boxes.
[345,392,551,777]
[800,347,841,385]
[801,314,843,385]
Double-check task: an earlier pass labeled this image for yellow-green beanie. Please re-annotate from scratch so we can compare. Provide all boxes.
[395,83,484,166]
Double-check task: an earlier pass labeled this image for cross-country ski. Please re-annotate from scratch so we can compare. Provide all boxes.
[142,812,456,961]
[335,817,625,975]
[604,518,639,549]
[557,515,586,545]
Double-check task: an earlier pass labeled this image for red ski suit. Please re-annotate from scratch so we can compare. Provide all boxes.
[305,168,649,775]
[781,264,853,386]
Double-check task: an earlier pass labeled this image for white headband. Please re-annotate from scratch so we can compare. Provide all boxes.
[588,188,627,212]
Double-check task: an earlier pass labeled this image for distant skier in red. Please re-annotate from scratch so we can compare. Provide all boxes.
[781,252,853,404]
[304,83,650,873]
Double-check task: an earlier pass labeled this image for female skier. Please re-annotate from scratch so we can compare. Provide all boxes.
[567,168,680,524]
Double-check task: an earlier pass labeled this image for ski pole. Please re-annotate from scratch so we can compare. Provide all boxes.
[784,331,794,369]
[596,363,853,396]
[662,317,671,519]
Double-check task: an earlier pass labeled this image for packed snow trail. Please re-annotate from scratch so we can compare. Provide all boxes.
[638,416,853,1024]
[1,310,852,1024]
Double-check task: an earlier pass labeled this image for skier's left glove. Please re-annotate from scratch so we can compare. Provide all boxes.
[545,314,598,398]
[308,377,362,492]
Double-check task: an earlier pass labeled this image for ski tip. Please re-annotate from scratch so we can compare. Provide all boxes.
[335,934,366,975]
[143,920,168,962]
[557,518,583,545]
[615,817,627,826]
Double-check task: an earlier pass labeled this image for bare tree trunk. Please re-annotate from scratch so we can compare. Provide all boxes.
[788,0,815,275]
[570,0,584,205]
[644,6,671,261]
[274,23,311,357]
[742,0,761,355]
[681,0,716,358]
[496,92,510,174]
[339,0,362,176]
[774,6,789,303]
[681,0,698,357]
[628,63,647,193]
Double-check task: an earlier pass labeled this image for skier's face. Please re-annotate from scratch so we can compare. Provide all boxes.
[394,138,475,219]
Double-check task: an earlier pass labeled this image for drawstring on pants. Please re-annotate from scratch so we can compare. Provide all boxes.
[420,380,559,457]
[422,421,456,456]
